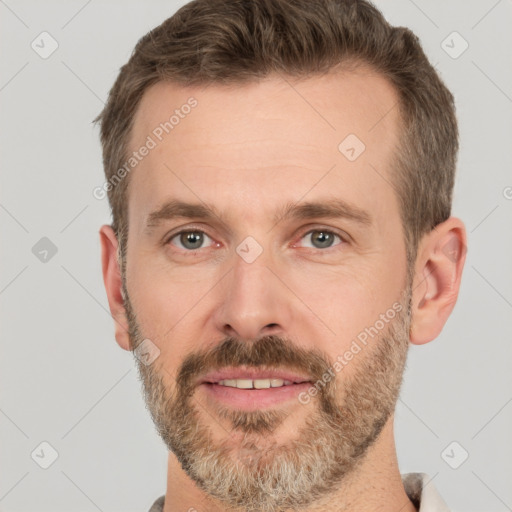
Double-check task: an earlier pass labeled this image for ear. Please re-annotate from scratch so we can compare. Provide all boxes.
[409,217,467,345]
[99,224,131,351]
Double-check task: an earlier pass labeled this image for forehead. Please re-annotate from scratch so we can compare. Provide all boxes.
[127,67,401,232]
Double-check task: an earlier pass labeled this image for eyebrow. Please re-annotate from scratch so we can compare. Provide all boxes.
[275,199,372,226]
[145,200,225,232]
[144,198,372,233]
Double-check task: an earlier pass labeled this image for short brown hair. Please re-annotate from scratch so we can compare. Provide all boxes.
[95,0,458,276]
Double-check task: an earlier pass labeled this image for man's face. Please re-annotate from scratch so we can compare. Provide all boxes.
[122,67,412,511]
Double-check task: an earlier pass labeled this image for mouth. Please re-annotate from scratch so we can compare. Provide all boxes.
[213,378,303,389]
[198,368,313,410]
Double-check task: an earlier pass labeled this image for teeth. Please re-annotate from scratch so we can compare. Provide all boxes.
[216,378,294,389]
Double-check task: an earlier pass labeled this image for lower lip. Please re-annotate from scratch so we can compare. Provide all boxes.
[199,382,312,410]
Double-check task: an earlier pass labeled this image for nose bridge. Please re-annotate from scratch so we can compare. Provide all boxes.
[215,240,288,340]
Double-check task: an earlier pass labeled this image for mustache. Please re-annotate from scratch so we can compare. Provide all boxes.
[175,334,334,394]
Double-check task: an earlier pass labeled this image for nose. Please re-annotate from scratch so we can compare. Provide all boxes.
[213,246,293,342]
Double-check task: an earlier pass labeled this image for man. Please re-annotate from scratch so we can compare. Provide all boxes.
[95,0,467,510]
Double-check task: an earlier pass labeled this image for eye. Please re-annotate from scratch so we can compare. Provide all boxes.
[167,230,215,251]
[297,229,344,250]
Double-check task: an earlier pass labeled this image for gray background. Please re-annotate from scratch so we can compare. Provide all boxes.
[1,1,511,511]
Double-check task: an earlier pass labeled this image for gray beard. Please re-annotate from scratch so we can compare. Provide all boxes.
[126,286,412,512]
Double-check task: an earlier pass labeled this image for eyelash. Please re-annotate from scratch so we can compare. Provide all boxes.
[164,226,347,253]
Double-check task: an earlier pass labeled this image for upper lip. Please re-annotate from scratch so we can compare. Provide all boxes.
[199,367,312,385]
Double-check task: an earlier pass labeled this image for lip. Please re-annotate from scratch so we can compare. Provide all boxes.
[199,381,313,410]
[197,367,313,411]
[199,367,312,385]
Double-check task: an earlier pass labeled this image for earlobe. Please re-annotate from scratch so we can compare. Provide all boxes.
[409,217,467,345]
[99,224,131,351]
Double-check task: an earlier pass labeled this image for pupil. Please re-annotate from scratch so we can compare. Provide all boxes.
[182,232,203,249]
[313,231,333,248]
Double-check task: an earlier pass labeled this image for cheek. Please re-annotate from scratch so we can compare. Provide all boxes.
[287,267,376,346]
[129,280,189,332]
[285,255,403,357]
[127,243,194,308]
[130,268,231,372]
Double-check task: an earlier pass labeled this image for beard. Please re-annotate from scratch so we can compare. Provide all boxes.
[123,281,412,512]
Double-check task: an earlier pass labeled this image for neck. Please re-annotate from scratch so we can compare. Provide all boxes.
[163,415,417,512]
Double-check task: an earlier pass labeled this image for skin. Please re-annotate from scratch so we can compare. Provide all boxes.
[100,66,467,511]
